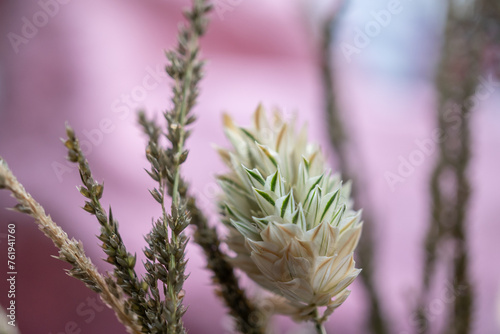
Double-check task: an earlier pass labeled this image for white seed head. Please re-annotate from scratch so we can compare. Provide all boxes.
[217,105,363,322]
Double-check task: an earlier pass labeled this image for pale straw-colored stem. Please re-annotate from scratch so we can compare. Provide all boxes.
[0,158,141,334]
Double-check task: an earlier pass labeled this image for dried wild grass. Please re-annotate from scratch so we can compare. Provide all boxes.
[0,158,142,334]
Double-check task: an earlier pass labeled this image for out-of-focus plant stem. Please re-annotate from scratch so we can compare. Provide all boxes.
[418,1,490,333]
[319,3,389,334]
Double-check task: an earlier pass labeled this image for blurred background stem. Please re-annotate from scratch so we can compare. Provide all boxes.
[319,3,389,334]
[417,0,495,333]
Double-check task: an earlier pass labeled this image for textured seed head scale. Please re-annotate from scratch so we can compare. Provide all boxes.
[216,105,363,322]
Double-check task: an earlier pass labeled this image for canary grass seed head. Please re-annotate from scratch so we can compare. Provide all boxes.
[217,105,363,322]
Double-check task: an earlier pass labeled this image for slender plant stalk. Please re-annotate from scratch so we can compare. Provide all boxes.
[139,0,264,333]
[418,9,456,329]
[187,195,265,334]
[63,126,153,332]
[315,323,327,334]
[313,309,327,334]
[0,158,141,334]
[138,1,215,332]
[139,115,265,334]
[141,116,264,334]
[319,3,388,334]
[139,111,190,334]
[418,1,486,333]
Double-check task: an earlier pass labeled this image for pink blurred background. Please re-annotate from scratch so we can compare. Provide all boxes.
[0,0,499,333]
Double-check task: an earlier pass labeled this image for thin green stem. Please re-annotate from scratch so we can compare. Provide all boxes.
[315,322,327,334]
[313,309,327,334]
[140,2,265,331]
[166,21,196,334]
[160,176,180,330]
[171,54,194,207]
